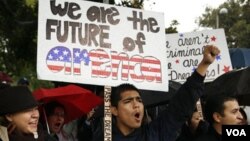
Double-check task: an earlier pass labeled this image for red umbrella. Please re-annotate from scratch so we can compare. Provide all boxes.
[33,84,103,123]
[0,71,13,83]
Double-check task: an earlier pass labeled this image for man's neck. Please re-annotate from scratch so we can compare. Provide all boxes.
[116,122,135,136]
[213,123,222,135]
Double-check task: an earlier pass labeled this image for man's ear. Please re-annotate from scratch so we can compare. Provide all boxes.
[111,106,118,116]
[213,112,222,123]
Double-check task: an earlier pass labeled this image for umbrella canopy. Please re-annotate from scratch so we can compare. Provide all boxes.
[205,67,250,105]
[33,84,103,123]
[140,80,182,108]
[0,71,12,83]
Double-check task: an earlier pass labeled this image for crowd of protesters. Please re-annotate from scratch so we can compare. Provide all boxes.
[0,45,249,141]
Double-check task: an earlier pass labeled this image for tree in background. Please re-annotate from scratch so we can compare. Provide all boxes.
[0,0,45,89]
[116,0,144,9]
[165,20,179,34]
[198,0,250,48]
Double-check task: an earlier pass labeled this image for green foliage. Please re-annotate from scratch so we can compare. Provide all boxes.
[0,0,53,89]
[87,0,115,4]
[116,0,144,9]
[0,0,35,82]
[198,0,250,48]
[165,20,179,34]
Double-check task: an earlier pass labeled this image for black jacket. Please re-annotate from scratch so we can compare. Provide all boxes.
[194,126,221,141]
[176,120,209,141]
[9,125,45,141]
[93,71,205,141]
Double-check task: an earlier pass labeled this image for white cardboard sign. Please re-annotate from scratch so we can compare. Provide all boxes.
[37,0,168,91]
[166,29,232,83]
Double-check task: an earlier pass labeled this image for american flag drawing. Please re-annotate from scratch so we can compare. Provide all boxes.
[46,46,72,74]
[89,49,111,78]
[46,47,161,82]
[89,49,162,82]
[73,48,90,74]
[46,46,90,74]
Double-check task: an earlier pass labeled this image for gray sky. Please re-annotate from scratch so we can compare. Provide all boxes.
[143,0,227,33]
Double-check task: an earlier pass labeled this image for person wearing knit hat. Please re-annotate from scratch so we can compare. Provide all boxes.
[0,86,45,141]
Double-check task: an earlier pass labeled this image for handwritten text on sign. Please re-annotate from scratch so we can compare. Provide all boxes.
[38,0,168,91]
[166,29,232,83]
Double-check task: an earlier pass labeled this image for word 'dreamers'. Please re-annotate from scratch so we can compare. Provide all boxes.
[222,125,250,141]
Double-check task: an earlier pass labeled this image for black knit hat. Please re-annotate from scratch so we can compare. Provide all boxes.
[0,86,38,116]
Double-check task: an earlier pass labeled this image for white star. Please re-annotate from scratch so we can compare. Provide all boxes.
[54,49,59,54]
[48,54,53,59]
[63,50,69,56]
[59,56,64,60]
[83,52,88,58]
[75,51,80,57]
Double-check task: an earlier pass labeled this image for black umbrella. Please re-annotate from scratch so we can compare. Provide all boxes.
[205,67,250,105]
[140,80,182,108]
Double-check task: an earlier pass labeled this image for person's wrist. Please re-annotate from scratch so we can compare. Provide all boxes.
[197,61,210,76]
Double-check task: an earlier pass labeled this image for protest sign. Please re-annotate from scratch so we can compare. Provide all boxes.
[37,0,168,91]
[166,29,232,83]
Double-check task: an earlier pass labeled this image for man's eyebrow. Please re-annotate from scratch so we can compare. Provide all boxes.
[232,107,240,112]
[121,96,141,101]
